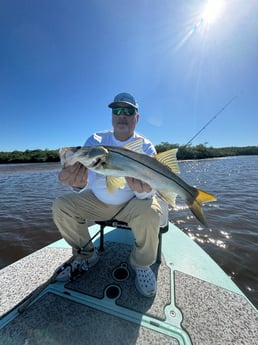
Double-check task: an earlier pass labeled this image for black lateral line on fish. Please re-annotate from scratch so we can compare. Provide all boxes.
[108,147,198,200]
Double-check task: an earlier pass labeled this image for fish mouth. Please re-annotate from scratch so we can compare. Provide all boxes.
[89,155,106,169]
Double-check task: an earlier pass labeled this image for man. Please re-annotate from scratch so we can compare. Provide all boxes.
[52,92,163,297]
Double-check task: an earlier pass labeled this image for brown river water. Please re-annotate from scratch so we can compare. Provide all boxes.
[0,156,257,308]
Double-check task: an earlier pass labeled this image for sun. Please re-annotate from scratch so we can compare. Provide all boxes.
[201,0,225,24]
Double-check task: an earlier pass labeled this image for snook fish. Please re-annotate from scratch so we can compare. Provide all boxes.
[60,139,216,225]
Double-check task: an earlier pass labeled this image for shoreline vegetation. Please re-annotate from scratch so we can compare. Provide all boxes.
[0,143,258,164]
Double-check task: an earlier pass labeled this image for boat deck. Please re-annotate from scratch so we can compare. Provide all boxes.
[0,223,257,344]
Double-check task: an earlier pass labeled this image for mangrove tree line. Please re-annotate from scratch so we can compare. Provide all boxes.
[0,144,258,164]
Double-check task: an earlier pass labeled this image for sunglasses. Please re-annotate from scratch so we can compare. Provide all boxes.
[112,107,137,116]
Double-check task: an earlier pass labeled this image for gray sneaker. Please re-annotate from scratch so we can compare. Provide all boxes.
[55,249,99,282]
[132,265,157,297]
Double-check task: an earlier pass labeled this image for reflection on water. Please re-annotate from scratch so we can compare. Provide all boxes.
[0,157,258,308]
[170,156,258,307]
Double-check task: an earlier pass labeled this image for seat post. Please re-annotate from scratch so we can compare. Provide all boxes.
[99,223,105,252]
[157,224,169,264]
[157,232,162,264]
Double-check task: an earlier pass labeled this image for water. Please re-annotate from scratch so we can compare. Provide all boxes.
[0,157,257,308]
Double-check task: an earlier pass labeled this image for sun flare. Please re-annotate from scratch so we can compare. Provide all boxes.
[202,0,225,24]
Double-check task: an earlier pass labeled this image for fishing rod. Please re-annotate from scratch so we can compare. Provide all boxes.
[182,95,237,149]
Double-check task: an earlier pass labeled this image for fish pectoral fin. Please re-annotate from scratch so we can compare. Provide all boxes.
[158,190,177,208]
[155,149,180,174]
[106,176,126,193]
[104,163,124,171]
[123,138,144,153]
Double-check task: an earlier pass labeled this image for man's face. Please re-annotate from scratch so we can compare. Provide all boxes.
[112,103,139,141]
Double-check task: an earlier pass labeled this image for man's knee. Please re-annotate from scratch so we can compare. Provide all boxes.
[52,196,63,213]
[52,195,71,217]
[129,200,161,234]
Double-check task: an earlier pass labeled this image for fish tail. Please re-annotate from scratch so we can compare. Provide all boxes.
[196,188,217,204]
[189,189,217,226]
[189,200,208,226]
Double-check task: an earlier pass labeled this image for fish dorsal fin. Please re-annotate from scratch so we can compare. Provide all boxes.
[155,149,180,174]
[123,138,144,153]
[106,176,126,193]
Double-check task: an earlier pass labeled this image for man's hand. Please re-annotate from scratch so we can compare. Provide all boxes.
[58,162,88,189]
[125,177,152,193]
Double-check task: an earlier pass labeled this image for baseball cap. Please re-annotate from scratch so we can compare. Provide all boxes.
[108,92,138,110]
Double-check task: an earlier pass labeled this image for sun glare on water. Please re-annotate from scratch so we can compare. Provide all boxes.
[201,0,225,24]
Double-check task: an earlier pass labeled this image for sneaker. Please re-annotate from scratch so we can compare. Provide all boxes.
[55,249,99,282]
[132,266,157,297]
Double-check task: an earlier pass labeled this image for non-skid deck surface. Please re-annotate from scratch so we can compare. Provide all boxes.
[0,293,178,345]
[65,241,171,321]
[1,237,258,345]
[175,271,258,345]
[0,247,72,317]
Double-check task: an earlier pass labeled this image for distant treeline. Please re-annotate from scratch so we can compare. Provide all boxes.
[155,142,258,160]
[0,149,59,164]
[0,144,258,164]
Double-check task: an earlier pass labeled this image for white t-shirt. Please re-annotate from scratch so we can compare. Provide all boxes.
[83,130,156,205]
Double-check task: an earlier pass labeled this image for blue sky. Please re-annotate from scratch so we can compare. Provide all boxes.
[1,0,257,152]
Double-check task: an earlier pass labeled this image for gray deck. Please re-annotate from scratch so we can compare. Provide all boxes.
[66,241,171,321]
[0,246,72,317]
[0,293,178,345]
[175,271,258,345]
[1,235,258,345]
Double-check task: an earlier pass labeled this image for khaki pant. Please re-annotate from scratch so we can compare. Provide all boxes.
[52,190,162,267]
